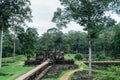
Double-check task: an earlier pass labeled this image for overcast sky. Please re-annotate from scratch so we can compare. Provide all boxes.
[29,0,120,36]
[28,0,85,35]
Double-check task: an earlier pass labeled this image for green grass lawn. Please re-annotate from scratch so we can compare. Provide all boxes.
[0,55,34,80]
[64,53,88,69]
[64,54,76,60]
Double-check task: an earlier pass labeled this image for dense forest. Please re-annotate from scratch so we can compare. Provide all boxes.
[2,24,120,59]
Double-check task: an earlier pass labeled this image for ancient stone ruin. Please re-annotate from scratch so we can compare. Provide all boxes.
[25,51,74,66]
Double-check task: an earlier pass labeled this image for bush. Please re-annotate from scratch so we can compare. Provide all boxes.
[105,57,113,60]
[94,66,120,80]
[75,53,83,60]
[93,52,106,61]
[98,53,106,60]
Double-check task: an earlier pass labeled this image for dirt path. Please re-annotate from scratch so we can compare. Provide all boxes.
[59,67,83,80]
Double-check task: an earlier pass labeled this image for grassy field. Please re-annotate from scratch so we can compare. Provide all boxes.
[64,53,88,69]
[64,54,76,60]
[0,55,34,80]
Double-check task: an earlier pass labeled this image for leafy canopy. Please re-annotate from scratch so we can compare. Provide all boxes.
[52,0,117,38]
[0,0,32,30]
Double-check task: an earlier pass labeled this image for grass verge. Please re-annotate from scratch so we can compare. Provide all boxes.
[0,55,34,80]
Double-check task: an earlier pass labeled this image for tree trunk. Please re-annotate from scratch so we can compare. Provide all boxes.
[0,27,3,68]
[13,26,16,61]
[88,34,92,80]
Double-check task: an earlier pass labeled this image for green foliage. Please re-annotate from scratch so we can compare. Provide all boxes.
[52,0,116,38]
[93,29,115,54]
[2,31,13,57]
[94,66,120,80]
[93,52,113,61]
[112,24,120,58]
[0,0,32,30]
[39,32,54,51]
[25,27,38,58]
[0,0,32,67]
[64,54,76,60]
[48,27,64,51]
[17,27,38,59]
[75,53,83,60]
[16,26,26,54]
[95,52,106,60]
[38,27,64,52]
[64,31,88,52]
[39,30,88,53]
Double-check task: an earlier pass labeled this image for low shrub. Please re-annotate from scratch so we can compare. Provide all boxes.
[94,66,120,80]
[75,53,83,60]
[93,52,106,61]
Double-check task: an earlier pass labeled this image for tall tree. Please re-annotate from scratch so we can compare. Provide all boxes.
[52,0,117,78]
[112,24,120,58]
[3,30,13,57]
[0,0,32,68]
[39,32,54,51]
[66,31,88,53]
[17,27,38,60]
[16,26,26,55]
[47,28,63,52]
[25,28,38,59]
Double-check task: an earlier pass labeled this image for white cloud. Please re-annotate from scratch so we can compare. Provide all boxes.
[61,22,85,33]
[111,14,120,23]
[28,21,56,35]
